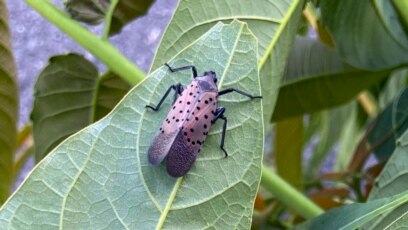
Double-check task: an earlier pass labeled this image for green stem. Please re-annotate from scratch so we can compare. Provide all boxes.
[102,0,119,40]
[24,0,145,86]
[261,165,324,219]
[392,0,408,30]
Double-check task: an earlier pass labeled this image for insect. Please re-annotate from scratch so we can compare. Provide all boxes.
[146,63,261,177]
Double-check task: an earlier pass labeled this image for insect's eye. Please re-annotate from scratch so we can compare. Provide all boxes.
[214,77,217,83]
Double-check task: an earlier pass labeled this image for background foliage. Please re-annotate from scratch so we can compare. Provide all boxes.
[1,0,408,229]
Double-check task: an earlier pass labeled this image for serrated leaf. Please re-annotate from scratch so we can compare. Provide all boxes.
[31,54,99,162]
[0,0,18,204]
[0,21,264,229]
[272,37,391,121]
[368,87,408,161]
[362,131,408,229]
[320,0,408,70]
[150,0,305,123]
[294,190,408,230]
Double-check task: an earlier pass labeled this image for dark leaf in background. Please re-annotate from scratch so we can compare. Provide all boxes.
[272,36,391,121]
[0,0,18,204]
[368,87,408,161]
[64,0,155,35]
[30,54,131,161]
[31,54,98,161]
[64,0,109,25]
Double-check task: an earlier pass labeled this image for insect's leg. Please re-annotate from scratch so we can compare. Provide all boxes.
[164,63,198,78]
[146,83,184,111]
[218,88,262,99]
[212,107,228,157]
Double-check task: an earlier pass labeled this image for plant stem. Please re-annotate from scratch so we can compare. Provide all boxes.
[261,166,324,219]
[24,0,145,86]
[102,0,119,40]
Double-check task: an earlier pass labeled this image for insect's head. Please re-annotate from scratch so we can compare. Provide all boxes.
[196,70,218,91]
[203,71,217,84]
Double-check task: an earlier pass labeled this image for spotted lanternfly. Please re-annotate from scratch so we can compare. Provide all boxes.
[146,63,261,177]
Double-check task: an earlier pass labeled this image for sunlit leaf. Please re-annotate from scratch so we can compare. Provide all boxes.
[0,21,264,229]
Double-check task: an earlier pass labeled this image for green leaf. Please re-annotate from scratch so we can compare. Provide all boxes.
[93,72,131,121]
[0,21,264,229]
[31,54,99,162]
[0,0,18,204]
[64,0,155,35]
[109,0,155,35]
[150,0,305,123]
[363,131,408,229]
[368,87,408,161]
[31,55,132,162]
[320,0,408,70]
[272,37,391,121]
[64,0,109,25]
[294,190,408,230]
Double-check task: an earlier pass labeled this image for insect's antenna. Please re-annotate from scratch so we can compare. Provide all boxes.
[164,63,198,78]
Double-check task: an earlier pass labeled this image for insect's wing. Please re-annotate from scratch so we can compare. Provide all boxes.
[166,131,197,177]
[166,91,218,177]
[148,129,179,165]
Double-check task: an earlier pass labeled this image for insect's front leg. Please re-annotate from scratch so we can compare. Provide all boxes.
[146,83,184,111]
[212,107,228,157]
[165,63,198,78]
[218,88,262,99]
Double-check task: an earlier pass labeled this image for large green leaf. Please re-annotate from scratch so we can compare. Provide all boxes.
[0,0,18,204]
[0,21,264,229]
[151,0,305,123]
[272,37,391,121]
[31,54,99,161]
[64,0,154,35]
[31,54,131,162]
[320,0,408,70]
[294,190,408,230]
[363,131,408,229]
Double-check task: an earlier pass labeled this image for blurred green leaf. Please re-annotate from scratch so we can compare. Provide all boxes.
[294,190,408,230]
[0,0,18,204]
[363,131,408,229]
[0,21,264,229]
[368,87,408,161]
[320,0,408,70]
[272,37,391,121]
[373,0,408,47]
[150,0,305,124]
[110,0,154,35]
[64,0,109,24]
[64,0,154,35]
[275,116,304,190]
